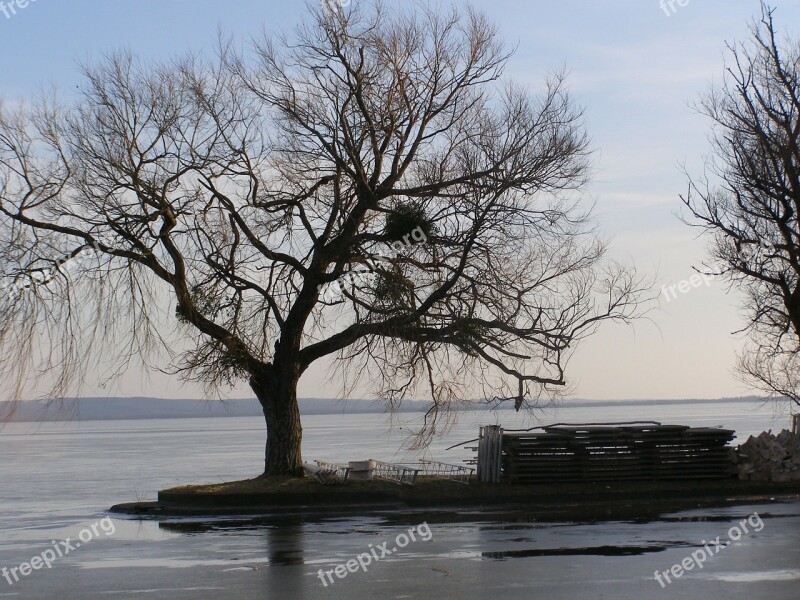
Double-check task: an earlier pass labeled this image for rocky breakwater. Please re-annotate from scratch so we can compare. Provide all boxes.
[738,430,800,482]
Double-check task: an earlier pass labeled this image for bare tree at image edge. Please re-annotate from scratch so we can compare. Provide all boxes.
[0,2,646,476]
[682,3,800,409]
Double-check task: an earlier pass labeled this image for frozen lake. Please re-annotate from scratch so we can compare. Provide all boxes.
[0,400,798,599]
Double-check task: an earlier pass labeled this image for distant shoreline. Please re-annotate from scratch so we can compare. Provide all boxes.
[0,396,775,423]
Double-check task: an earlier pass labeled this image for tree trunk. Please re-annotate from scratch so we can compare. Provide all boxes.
[251,365,304,477]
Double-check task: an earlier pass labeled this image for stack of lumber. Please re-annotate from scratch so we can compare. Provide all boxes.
[501,424,737,484]
[738,430,800,482]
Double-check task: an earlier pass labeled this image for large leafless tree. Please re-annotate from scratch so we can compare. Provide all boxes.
[0,2,645,475]
[683,3,800,408]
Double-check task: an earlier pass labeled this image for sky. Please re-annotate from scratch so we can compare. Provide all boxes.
[2,0,800,402]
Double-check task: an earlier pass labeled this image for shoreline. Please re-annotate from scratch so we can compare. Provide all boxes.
[110,478,800,521]
[2,396,778,423]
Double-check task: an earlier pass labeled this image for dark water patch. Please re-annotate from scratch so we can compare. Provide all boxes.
[655,512,800,523]
[483,542,690,560]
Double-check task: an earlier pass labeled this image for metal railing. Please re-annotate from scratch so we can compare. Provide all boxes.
[371,460,420,485]
[417,460,475,483]
[306,459,476,486]
[302,460,350,485]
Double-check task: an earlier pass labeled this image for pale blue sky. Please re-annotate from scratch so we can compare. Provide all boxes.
[3,0,800,401]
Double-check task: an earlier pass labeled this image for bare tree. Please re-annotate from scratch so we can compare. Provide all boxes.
[682,3,800,408]
[0,1,645,475]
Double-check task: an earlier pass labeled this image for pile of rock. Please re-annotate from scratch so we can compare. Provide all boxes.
[737,430,800,482]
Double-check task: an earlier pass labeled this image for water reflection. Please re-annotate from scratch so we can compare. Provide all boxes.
[159,519,307,566]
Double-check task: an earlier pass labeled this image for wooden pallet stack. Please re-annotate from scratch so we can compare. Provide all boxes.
[481,424,737,484]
